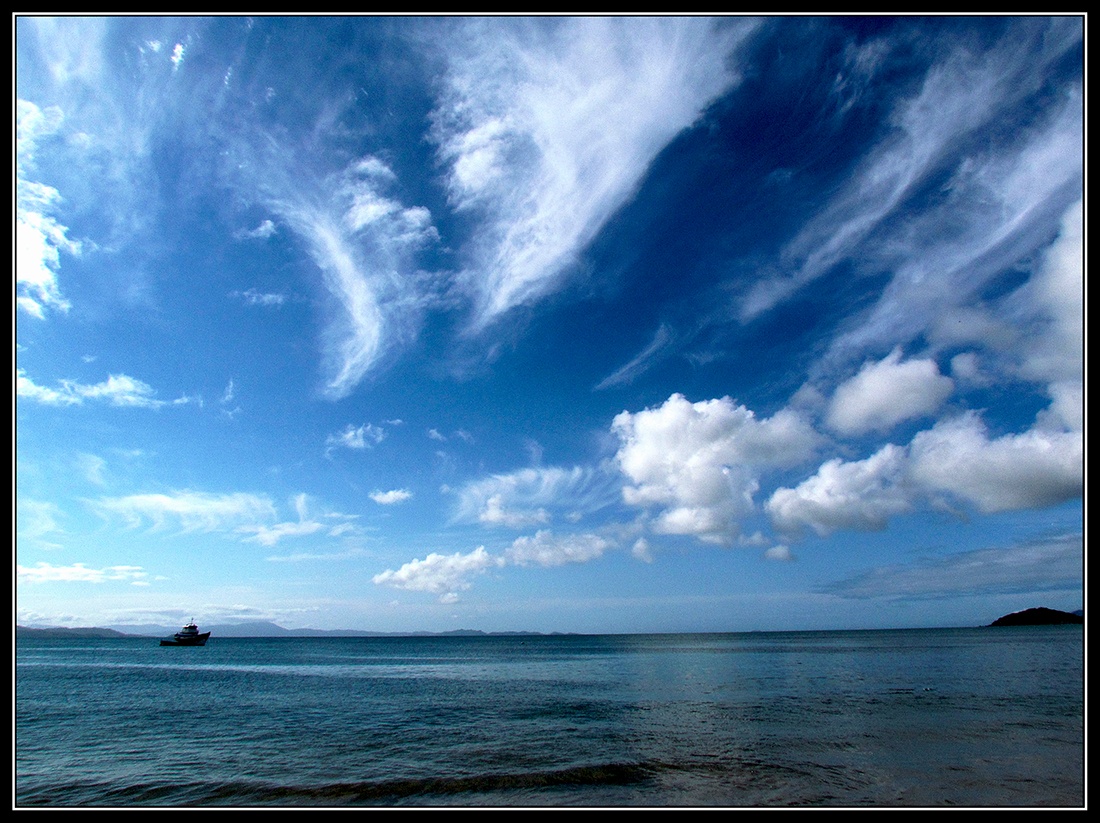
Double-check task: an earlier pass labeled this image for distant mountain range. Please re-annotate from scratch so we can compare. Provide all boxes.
[15,620,564,638]
[17,610,1083,638]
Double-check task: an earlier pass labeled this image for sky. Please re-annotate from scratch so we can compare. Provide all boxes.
[15,15,1084,634]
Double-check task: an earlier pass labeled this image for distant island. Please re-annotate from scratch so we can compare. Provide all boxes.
[988,607,1084,627]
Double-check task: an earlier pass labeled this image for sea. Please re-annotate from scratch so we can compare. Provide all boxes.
[15,626,1084,808]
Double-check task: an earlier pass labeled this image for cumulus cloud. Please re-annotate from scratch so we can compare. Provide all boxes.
[1010,198,1083,407]
[764,544,794,562]
[16,370,194,409]
[370,489,412,505]
[612,394,820,544]
[505,530,611,567]
[909,413,1083,513]
[16,100,79,319]
[767,444,913,537]
[18,562,150,585]
[769,409,1082,537]
[826,348,954,436]
[432,17,757,329]
[372,546,502,602]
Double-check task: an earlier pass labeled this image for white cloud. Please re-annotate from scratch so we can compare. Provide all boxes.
[594,323,676,390]
[325,423,386,452]
[826,348,954,436]
[505,530,611,567]
[91,490,277,533]
[909,413,1083,513]
[370,489,412,505]
[612,394,820,545]
[433,17,756,329]
[767,444,913,537]
[16,369,80,405]
[236,493,351,547]
[17,101,80,318]
[17,500,66,545]
[75,453,108,486]
[741,22,1082,325]
[16,204,79,318]
[1015,199,1083,386]
[769,406,1083,538]
[452,465,614,529]
[238,518,324,547]
[764,544,794,562]
[372,546,502,602]
[18,562,149,585]
[16,369,193,409]
[232,142,438,398]
[231,288,287,306]
[235,219,277,240]
[820,81,1082,378]
[631,538,654,563]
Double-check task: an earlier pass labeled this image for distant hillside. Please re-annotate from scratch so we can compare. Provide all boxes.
[988,607,1084,627]
[16,625,137,638]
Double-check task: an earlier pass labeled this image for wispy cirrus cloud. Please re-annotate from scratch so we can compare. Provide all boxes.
[230,288,288,307]
[16,370,195,409]
[17,499,67,550]
[595,323,677,391]
[821,533,1082,600]
[325,422,387,454]
[432,17,758,330]
[451,465,617,529]
[90,490,278,533]
[740,19,1083,328]
[231,141,440,399]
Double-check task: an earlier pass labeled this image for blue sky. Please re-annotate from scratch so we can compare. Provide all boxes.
[16,16,1084,634]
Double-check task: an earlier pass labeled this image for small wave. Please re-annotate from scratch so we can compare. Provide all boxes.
[18,763,655,807]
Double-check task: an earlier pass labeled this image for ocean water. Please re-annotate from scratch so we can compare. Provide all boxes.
[15,627,1084,808]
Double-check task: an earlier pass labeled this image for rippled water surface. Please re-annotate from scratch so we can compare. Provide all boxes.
[16,627,1084,807]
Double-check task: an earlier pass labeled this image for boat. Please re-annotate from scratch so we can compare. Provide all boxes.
[160,620,211,646]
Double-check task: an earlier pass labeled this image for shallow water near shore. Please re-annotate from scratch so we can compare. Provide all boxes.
[16,626,1084,807]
